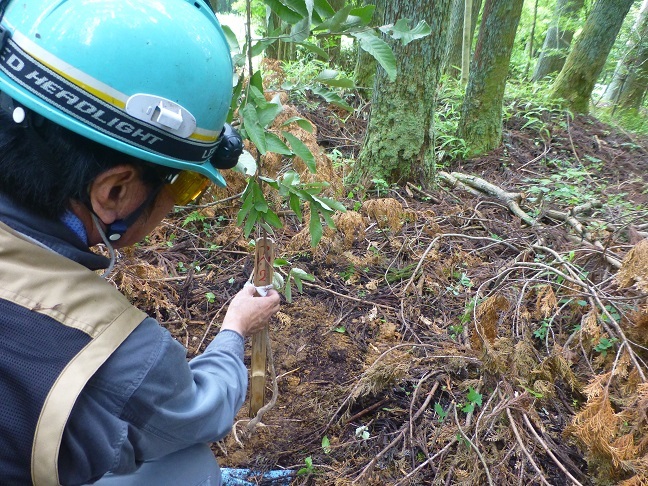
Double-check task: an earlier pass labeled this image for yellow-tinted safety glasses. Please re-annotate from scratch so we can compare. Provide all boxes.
[166,171,211,206]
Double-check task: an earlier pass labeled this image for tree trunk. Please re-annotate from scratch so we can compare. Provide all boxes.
[444,0,483,78]
[326,0,347,65]
[524,0,540,78]
[532,0,585,81]
[354,0,452,186]
[354,0,380,92]
[461,0,473,85]
[456,0,524,157]
[550,0,635,113]
[605,0,648,106]
[616,11,648,111]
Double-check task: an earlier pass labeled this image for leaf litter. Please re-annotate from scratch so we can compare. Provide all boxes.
[109,99,648,485]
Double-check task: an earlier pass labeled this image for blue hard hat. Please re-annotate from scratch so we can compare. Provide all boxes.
[0,0,234,186]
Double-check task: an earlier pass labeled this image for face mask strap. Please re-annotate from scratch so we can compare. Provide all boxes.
[104,183,165,242]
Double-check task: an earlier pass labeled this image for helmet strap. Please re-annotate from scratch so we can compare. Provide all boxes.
[102,182,165,242]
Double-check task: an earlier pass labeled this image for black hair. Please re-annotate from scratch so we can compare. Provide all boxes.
[0,111,168,219]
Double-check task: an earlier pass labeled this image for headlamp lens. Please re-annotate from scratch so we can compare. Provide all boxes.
[166,171,211,206]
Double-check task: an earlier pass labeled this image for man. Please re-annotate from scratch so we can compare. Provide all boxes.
[0,0,280,484]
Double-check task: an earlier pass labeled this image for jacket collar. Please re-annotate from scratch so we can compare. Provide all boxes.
[0,193,110,270]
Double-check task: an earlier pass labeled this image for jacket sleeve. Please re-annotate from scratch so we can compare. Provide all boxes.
[121,322,248,456]
[60,317,248,482]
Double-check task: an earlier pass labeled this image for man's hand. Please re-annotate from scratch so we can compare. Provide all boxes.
[221,284,280,338]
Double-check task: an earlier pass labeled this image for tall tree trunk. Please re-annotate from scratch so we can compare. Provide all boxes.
[551,0,635,113]
[461,0,474,85]
[605,0,648,105]
[532,0,585,82]
[524,0,540,78]
[326,0,347,65]
[616,11,648,111]
[354,0,380,92]
[456,0,525,157]
[444,0,483,78]
[354,0,452,186]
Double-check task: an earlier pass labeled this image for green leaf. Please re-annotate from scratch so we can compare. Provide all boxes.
[264,0,304,24]
[310,86,353,111]
[282,0,309,17]
[466,387,482,407]
[291,268,315,281]
[296,41,330,60]
[313,5,353,32]
[220,25,240,52]
[289,193,303,220]
[233,150,257,176]
[352,30,397,82]
[281,116,314,133]
[265,133,293,155]
[257,102,283,129]
[251,38,277,57]
[249,71,265,95]
[317,196,347,212]
[237,190,255,225]
[263,209,284,229]
[252,183,268,212]
[434,402,447,420]
[282,131,316,173]
[348,5,375,25]
[379,19,431,46]
[313,0,335,18]
[461,402,475,414]
[290,17,311,43]
[321,436,331,454]
[314,69,356,89]
[241,104,267,154]
[243,209,258,237]
[309,212,323,247]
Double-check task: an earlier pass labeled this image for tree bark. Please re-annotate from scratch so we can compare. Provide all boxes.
[461,0,473,85]
[444,0,483,78]
[532,0,585,82]
[550,0,636,113]
[605,0,648,108]
[456,0,524,157]
[616,14,648,111]
[354,0,452,186]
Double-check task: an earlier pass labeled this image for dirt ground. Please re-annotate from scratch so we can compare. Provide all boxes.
[112,100,648,485]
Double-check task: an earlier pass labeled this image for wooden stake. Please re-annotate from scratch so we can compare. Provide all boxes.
[249,236,275,417]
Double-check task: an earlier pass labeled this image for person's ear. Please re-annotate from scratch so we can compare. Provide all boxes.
[88,165,142,225]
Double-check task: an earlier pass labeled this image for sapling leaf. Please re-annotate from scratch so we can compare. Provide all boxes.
[281,116,314,133]
[265,133,293,155]
[309,213,324,247]
[379,19,431,46]
[264,0,304,24]
[282,131,316,172]
[241,104,267,154]
[352,30,397,82]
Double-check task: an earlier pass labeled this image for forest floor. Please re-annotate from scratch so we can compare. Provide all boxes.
[112,94,648,485]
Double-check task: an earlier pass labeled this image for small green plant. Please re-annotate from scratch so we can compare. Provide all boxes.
[297,456,315,476]
[205,292,216,304]
[355,425,370,441]
[434,402,447,422]
[594,337,619,357]
[533,318,551,340]
[321,436,331,454]
[461,387,483,414]
[182,210,207,228]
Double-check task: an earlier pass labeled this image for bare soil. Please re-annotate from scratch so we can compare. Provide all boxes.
[113,99,648,485]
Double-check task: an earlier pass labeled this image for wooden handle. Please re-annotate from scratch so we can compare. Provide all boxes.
[249,236,275,417]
